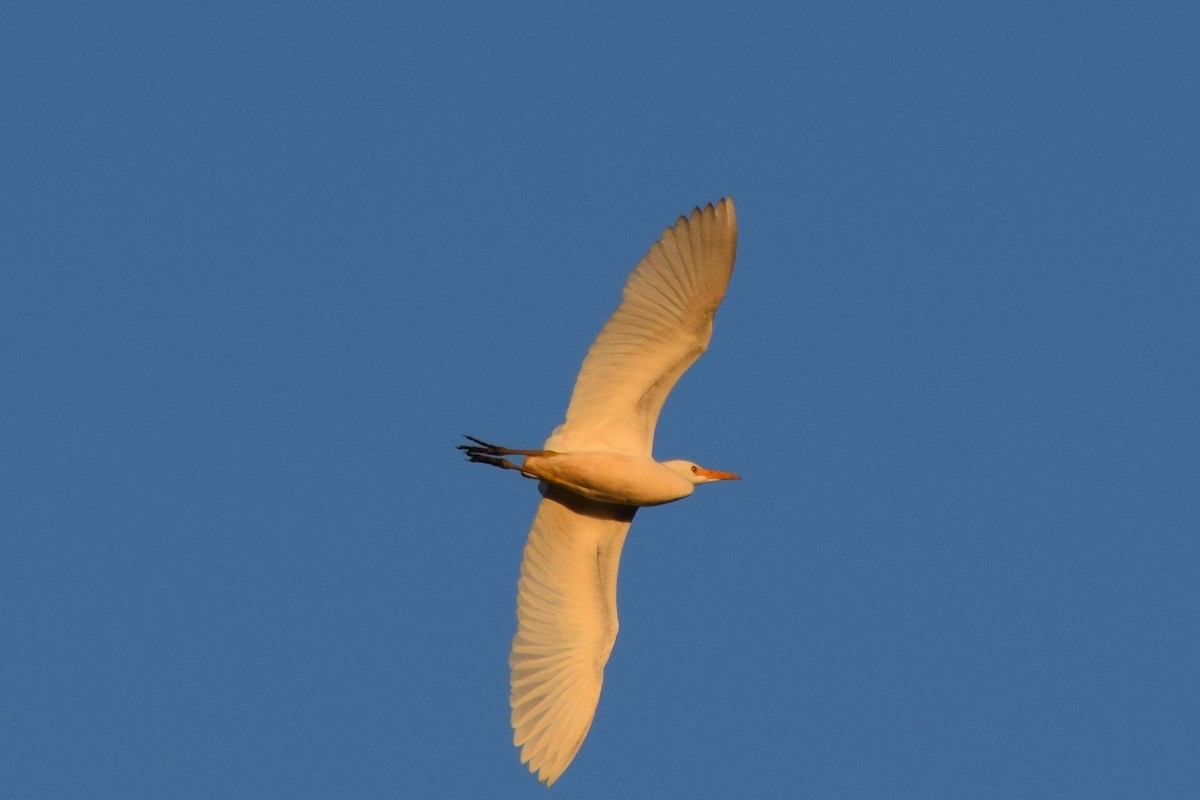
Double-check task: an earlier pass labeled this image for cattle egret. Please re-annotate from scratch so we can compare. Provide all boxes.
[459,198,739,786]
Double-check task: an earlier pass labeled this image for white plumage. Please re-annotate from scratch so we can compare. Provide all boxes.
[461,198,739,785]
[546,199,737,456]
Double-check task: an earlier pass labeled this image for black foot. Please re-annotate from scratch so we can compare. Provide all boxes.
[458,435,519,469]
[458,435,500,452]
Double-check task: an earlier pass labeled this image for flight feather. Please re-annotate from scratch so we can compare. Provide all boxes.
[545,198,737,455]
[509,485,636,785]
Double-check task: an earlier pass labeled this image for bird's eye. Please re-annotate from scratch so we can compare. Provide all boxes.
[690,465,698,473]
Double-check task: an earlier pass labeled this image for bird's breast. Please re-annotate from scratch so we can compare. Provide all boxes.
[523,451,694,507]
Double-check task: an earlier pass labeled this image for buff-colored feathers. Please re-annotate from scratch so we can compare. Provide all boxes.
[463,199,739,785]
[546,199,737,456]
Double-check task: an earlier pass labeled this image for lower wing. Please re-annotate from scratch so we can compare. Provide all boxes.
[509,484,637,785]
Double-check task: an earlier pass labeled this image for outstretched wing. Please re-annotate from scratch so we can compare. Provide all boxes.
[545,198,738,456]
[509,484,636,786]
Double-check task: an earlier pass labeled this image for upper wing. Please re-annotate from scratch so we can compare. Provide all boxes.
[545,198,738,456]
[509,484,636,786]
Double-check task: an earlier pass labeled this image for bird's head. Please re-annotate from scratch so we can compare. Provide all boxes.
[663,460,741,485]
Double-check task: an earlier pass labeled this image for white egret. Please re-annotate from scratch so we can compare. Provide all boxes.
[460,198,740,786]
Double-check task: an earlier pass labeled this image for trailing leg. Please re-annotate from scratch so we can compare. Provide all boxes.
[458,435,557,480]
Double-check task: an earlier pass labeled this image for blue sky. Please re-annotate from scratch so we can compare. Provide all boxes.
[4,2,1198,797]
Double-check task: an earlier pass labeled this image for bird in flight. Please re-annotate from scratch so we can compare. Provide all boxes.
[460,198,740,786]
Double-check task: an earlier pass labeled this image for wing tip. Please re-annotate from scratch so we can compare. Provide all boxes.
[681,195,734,223]
[690,196,738,264]
[682,196,737,244]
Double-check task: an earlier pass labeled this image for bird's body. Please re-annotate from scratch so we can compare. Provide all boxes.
[460,198,739,786]
[521,451,726,506]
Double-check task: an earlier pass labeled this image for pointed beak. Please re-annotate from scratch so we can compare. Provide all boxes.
[695,467,740,481]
